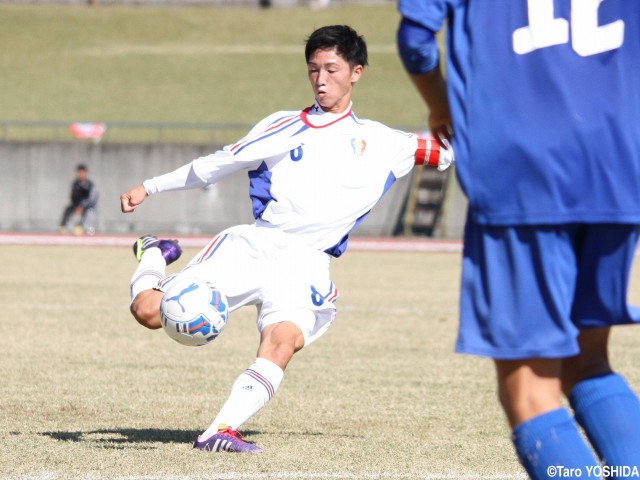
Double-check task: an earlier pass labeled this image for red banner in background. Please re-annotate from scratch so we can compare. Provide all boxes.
[69,122,107,140]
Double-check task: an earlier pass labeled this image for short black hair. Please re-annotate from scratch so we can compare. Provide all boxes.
[76,164,87,171]
[305,25,368,69]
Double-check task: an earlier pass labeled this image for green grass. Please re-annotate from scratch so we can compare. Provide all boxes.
[2,244,640,478]
[0,3,430,135]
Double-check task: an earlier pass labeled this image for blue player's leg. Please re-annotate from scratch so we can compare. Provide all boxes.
[561,327,611,394]
[560,224,640,469]
[496,359,600,479]
[563,327,640,469]
[495,359,563,427]
[458,219,599,477]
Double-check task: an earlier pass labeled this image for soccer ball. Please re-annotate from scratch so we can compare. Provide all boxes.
[159,277,229,347]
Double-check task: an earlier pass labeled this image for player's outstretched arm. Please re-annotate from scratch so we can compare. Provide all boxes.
[120,184,148,213]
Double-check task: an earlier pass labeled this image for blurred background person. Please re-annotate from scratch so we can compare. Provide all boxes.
[59,164,98,235]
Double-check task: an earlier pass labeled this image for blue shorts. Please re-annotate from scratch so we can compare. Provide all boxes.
[456,218,640,360]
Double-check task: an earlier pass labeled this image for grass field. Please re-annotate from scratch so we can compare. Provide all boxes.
[2,243,640,479]
[3,6,640,477]
[0,3,431,133]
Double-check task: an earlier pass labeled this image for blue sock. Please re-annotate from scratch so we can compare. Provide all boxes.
[512,408,599,479]
[569,373,640,468]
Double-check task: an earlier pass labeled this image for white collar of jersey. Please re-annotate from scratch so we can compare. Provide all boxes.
[302,101,353,128]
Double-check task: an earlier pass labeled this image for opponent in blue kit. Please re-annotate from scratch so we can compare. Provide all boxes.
[397,1,640,477]
[120,25,453,453]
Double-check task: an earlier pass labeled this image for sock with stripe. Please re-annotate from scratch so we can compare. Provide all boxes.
[569,372,640,467]
[130,248,166,301]
[512,407,600,479]
[201,357,284,439]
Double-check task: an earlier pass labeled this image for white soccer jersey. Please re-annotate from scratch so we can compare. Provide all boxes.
[143,101,441,256]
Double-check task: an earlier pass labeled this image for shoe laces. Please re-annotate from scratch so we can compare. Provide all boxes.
[218,425,243,440]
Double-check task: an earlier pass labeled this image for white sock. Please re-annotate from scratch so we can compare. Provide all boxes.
[130,248,166,301]
[201,357,284,438]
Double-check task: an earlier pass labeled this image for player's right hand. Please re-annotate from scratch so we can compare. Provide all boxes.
[120,184,148,213]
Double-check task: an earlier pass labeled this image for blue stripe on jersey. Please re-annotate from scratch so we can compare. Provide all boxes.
[291,124,310,136]
[248,162,273,219]
[325,233,349,258]
[325,171,398,258]
[269,115,295,125]
[233,118,303,156]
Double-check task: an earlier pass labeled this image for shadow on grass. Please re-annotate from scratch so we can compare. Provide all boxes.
[38,427,355,450]
[39,428,221,449]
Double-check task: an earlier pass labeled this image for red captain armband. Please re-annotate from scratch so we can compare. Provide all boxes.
[414,138,440,167]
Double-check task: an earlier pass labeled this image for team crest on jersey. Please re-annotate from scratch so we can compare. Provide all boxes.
[351,138,367,157]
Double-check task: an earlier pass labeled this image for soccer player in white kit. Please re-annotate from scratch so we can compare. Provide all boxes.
[120,25,454,453]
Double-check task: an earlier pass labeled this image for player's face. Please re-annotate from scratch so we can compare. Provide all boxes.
[307,47,362,114]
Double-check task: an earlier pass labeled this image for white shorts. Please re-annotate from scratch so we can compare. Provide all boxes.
[158,224,338,346]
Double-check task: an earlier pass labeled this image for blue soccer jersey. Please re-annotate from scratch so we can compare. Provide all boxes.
[398,0,640,225]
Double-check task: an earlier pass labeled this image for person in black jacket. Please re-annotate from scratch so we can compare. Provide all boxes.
[59,164,98,235]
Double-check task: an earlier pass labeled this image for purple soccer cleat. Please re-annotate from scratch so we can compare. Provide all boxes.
[133,235,182,266]
[193,425,263,453]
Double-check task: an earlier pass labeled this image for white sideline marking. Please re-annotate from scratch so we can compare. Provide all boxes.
[0,233,463,253]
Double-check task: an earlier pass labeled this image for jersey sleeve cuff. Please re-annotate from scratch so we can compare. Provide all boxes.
[415,138,440,167]
[142,179,157,196]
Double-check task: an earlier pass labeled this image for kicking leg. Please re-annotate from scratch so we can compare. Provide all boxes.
[129,235,181,329]
[130,290,163,329]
